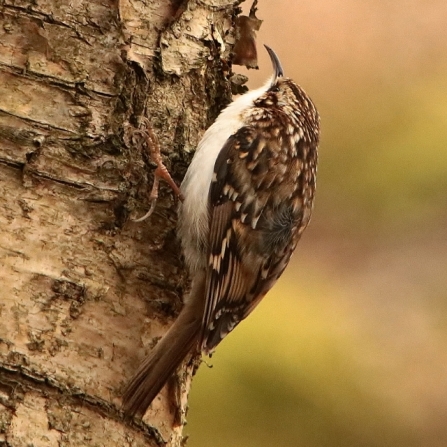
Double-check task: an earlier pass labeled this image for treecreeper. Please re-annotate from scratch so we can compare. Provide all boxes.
[123,45,320,418]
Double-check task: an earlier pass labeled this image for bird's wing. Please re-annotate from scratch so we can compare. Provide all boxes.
[200,124,314,353]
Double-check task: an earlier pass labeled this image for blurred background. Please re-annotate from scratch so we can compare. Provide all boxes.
[188,0,447,445]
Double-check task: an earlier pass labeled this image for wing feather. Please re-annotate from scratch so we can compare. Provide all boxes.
[200,123,317,353]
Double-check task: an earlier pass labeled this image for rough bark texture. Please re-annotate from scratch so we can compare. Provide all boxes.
[0,0,241,445]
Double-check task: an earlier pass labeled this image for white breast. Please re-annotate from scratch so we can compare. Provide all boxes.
[179,81,271,273]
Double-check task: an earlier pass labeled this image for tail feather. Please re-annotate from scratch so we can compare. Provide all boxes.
[122,273,206,418]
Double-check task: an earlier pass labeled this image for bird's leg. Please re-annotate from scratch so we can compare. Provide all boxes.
[132,118,184,222]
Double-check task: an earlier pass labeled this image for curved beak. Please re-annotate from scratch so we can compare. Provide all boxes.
[264,45,284,82]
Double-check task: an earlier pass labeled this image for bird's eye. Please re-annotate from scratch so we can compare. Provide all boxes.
[271,85,280,93]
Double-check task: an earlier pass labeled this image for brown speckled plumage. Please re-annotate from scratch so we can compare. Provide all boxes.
[201,77,319,351]
[122,46,319,418]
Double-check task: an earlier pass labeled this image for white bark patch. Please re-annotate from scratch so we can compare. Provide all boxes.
[160,1,236,75]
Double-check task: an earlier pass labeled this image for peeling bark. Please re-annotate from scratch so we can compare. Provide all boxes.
[0,0,242,445]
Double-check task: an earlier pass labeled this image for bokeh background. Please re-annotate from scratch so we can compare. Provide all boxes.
[188,1,447,445]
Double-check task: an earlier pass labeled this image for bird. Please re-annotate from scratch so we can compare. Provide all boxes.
[122,45,320,418]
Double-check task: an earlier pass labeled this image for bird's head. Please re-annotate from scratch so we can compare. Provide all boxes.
[261,45,317,120]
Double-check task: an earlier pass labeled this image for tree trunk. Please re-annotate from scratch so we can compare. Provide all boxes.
[0,0,240,445]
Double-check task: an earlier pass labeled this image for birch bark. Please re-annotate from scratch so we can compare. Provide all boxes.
[0,0,240,445]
